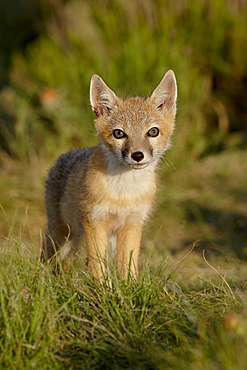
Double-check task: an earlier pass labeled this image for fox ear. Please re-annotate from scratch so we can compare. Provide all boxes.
[90,75,117,117]
[151,70,177,115]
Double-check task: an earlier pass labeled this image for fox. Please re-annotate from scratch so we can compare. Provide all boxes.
[41,70,177,280]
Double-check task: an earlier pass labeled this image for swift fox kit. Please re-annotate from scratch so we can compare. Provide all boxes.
[42,70,177,279]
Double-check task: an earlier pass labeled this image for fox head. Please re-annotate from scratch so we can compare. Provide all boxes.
[90,71,177,170]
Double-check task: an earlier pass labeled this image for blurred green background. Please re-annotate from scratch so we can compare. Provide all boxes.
[0,0,247,268]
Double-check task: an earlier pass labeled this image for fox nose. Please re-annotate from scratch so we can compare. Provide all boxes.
[131,151,144,162]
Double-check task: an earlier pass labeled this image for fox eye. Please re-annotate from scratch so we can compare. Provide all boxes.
[147,127,159,137]
[113,129,126,139]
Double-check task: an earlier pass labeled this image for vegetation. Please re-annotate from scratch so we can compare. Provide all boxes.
[1,0,247,161]
[0,246,247,369]
[0,0,247,368]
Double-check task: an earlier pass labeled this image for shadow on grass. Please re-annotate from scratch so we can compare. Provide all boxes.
[182,199,247,260]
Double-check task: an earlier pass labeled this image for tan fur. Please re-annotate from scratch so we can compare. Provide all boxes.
[41,70,177,279]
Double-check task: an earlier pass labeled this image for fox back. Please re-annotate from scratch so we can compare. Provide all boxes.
[42,70,177,279]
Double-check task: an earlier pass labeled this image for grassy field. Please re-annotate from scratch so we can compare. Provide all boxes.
[0,234,247,369]
[1,0,247,368]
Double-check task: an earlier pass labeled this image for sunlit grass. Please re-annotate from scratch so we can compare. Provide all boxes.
[0,236,247,369]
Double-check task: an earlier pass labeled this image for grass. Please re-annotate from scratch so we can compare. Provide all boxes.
[0,240,246,369]
[149,149,247,260]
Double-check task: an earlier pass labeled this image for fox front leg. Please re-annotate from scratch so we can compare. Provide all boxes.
[83,220,109,280]
[116,223,143,279]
